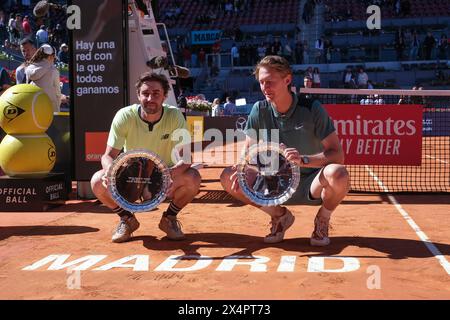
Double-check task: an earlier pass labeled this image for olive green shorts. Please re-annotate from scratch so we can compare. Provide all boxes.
[285,168,323,205]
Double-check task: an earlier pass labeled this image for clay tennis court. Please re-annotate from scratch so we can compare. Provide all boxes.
[0,141,449,300]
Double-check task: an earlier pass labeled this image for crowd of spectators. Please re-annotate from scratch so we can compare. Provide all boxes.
[0,2,69,110]
[1,2,68,60]
[393,27,448,61]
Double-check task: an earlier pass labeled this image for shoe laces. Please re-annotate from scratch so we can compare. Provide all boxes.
[168,216,183,233]
[314,216,329,239]
[116,220,129,234]
[269,207,290,235]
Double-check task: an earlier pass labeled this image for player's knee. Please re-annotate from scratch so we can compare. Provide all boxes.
[220,167,234,190]
[90,170,105,194]
[184,168,201,191]
[324,164,350,191]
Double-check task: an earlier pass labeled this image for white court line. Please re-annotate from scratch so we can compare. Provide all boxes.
[365,165,450,276]
[425,155,449,164]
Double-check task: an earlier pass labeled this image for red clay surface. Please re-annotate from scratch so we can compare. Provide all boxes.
[0,165,449,300]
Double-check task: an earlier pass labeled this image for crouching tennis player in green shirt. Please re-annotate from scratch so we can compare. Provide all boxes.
[221,56,350,246]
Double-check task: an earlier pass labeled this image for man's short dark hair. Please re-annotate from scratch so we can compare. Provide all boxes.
[135,72,170,96]
[20,37,36,47]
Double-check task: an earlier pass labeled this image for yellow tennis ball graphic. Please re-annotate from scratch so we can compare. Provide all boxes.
[0,84,53,134]
[0,134,56,177]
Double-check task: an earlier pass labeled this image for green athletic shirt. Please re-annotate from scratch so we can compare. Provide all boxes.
[244,93,335,175]
[107,104,187,166]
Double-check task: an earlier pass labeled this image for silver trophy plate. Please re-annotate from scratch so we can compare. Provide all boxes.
[107,149,172,213]
[237,143,300,207]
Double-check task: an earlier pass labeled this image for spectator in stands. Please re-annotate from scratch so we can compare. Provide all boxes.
[224,1,234,15]
[206,8,216,23]
[182,46,191,68]
[394,28,406,61]
[344,7,352,21]
[367,80,374,90]
[400,0,411,17]
[36,25,49,47]
[233,25,243,42]
[422,32,436,60]
[356,67,369,89]
[312,67,321,88]
[0,11,6,44]
[303,41,310,64]
[324,39,333,64]
[176,90,187,110]
[57,43,69,64]
[315,37,324,64]
[409,30,420,61]
[302,0,314,24]
[231,43,239,67]
[394,0,401,16]
[348,74,357,89]
[303,75,313,88]
[53,23,66,46]
[398,94,409,104]
[258,43,266,61]
[198,48,206,68]
[273,39,282,56]
[16,37,37,84]
[342,67,353,88]
[283,40,293,64]
[8,13,20,45]
[294,41,303,64]
[25,44,62,112]
[211,98,223,117]
[411,86,425,105]
[191,51,198,68]
[0,65,12,95]
[21,15,31,38]
[437,34,448,61]
[305,66,313,80]
[223,96,236,116]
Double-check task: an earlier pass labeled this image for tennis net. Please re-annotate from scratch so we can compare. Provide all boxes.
[300,88,449,193]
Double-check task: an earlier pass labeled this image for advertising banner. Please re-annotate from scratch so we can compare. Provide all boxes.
[191,30,222,45]
[323,104,423,165]
[422,107,450,136]
[70,0,128,180]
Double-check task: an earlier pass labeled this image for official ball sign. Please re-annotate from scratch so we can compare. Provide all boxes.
[324,104,423,165]
[0,174,67,211]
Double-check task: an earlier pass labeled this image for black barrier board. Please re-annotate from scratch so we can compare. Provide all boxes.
[69,0,128,181]
[0,174,68,212]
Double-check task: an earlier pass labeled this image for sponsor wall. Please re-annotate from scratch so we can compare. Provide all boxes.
[324,104,423,165]
[70,0,128,181]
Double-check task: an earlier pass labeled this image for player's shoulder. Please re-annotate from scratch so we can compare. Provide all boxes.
[114,104,139,119]
[163,104,183,117]
[297,93,323,111]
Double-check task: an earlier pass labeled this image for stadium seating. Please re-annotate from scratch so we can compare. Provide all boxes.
[158,0,300,30]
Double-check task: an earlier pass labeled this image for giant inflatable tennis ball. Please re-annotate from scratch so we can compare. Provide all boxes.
[0,134,56,177]
[0,84,53,134]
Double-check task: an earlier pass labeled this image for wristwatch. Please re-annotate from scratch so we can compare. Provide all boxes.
[301,156,310,165]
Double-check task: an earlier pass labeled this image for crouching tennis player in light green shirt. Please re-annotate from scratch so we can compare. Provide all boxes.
[91,72,200,243]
